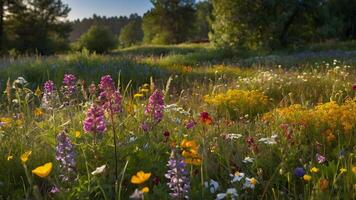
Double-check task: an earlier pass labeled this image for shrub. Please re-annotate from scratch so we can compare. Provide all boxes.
[76,25,117,54]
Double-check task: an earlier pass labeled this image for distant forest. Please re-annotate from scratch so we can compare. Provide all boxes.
[0,0,355,55]
[69,14,139,42]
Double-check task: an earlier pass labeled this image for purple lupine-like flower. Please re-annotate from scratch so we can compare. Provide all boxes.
[145,89,164,123]
[98,75,122,114]
[294,167,305,178]
[61,74,77,105]
[63,74,77,93]
[55,130,76,182]
[83,104,107,134]
[165,150,190,199]
[42,80,60,110]
[44,80,54,93]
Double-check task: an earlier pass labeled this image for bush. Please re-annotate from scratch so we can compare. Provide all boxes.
[75,25,117,53]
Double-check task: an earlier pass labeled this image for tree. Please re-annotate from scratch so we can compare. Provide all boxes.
[209,0,326,50]
[193,0,212,41]
[119,16,143,47]
[142,0,196,44]
[6,0,71,54]
[76,25,117,53]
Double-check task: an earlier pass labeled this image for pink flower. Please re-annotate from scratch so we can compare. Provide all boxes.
[145,89,164,123]
[83,104,107,134]
[98,75,122,114]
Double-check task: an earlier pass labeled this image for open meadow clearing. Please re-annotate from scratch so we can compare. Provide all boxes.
[0,44,355,199]
[0,0,356,199]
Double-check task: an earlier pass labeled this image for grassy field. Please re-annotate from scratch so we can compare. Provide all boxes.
[0,44,355,199]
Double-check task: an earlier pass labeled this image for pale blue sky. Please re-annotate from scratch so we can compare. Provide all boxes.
[63,0,153,20]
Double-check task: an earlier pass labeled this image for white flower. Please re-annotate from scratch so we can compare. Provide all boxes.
[14,77,28,85]
[91,164,106,175]
[230,171,245,183]
[130,189,144,199]
[204,179,219,193]
[258,134,278,145]
[242,156,254,163]
[243,177,258,189]
[216,188,238,200]
[224,133,243,140]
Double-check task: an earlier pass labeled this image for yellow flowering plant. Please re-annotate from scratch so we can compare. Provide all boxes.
[204,89,269,119]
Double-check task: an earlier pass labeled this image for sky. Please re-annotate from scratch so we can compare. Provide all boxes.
[62,0,154,20]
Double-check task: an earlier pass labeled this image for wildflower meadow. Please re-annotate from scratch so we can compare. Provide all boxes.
[0,49,355,200]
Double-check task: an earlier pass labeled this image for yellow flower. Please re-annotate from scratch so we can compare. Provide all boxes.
[303,175,312,181]
[134,93,144,98]
[0,117,13,128]
[340,168,347,174]
[140,187,149,193]
[184,157,202,165]
[140,88,149,93]
[181,139,202,165]
[75,131,81,138]
[7,155,13,161]
[34,108,43,117]
[352,166,356,174]
[310,167,319,173]
[250,177,257,185]
[34,87,42,97]
[32,162,53,178]
[20,150,32,163]
[131,171,151,184]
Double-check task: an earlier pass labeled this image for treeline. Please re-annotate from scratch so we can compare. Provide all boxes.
[0,0,355,55]
[0,0,71,55]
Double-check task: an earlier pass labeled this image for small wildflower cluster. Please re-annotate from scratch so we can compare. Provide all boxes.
[98,75,122,114]
[165,150,190,199]
[83,104,107,136]
[141,89,165,132]
[55,130,76,182]
[61,74,77,105]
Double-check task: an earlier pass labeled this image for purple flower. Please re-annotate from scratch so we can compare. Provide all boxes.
[42,80,60,110]
[83,104,107,134]
[44,80,54,93]
[140,122,150,132]
[316,153,326,164]
[61,74,77,105]
[145,89,164,123]
[98,75,122,114]
[294,167,305,178]
[55,130,76,182]
[165,150,190,199]
[185,120,196,129]
[50,186,60,194]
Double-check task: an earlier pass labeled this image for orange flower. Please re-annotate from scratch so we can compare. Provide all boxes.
[181,139,202,165]
[32,162,53,178]
[131,171,151,184]
[319,179,329,190]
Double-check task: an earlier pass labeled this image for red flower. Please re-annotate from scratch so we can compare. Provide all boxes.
[353,84,356,91]
[200,112,213,125]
